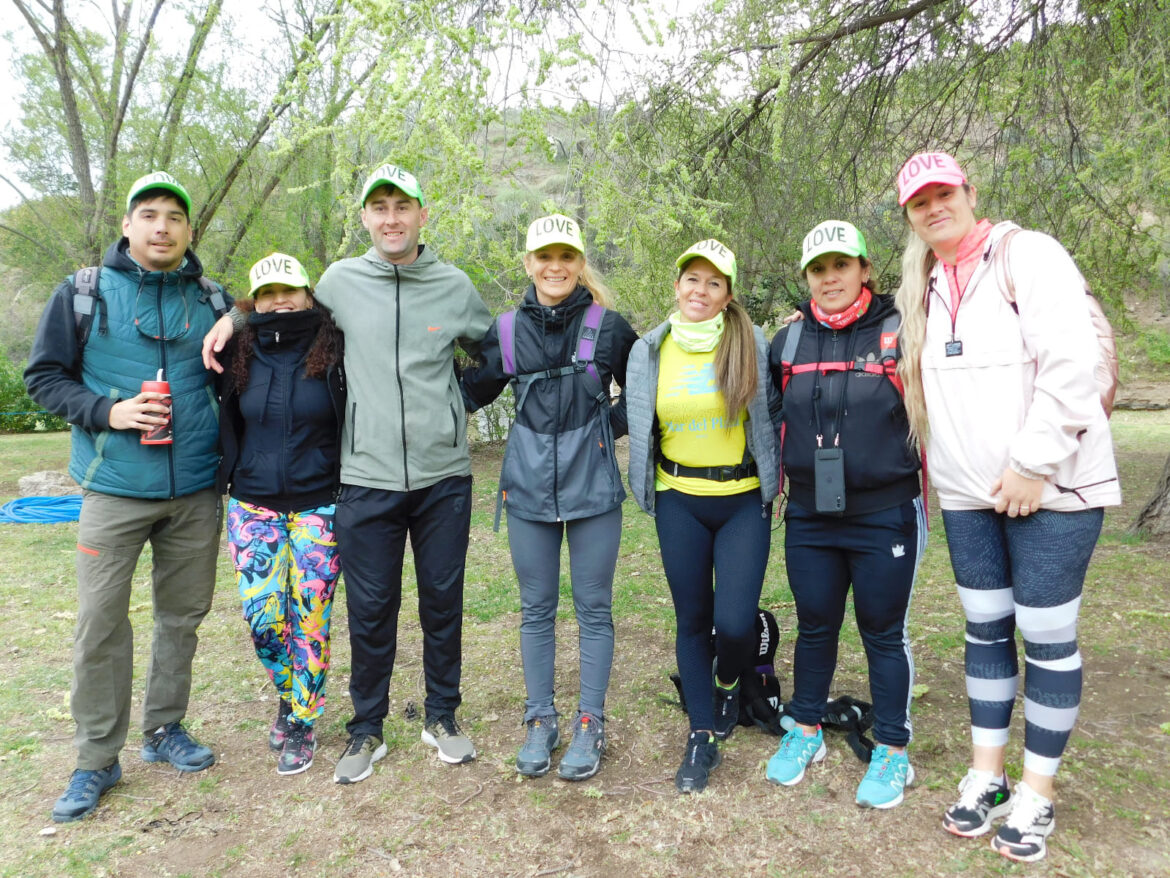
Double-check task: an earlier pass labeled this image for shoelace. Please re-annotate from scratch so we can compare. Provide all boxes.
[65,771,107,798]
[155,725,198,755]
[1004,790,1048,831]
[955,770,998,809]
[687,735,712,765]
[434,717,459,736]
[525,720,552,744]
[344,735,370,756]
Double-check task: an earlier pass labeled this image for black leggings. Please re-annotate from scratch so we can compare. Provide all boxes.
[655,488,772,731]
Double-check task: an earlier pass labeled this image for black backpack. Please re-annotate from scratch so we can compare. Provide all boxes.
[666,608,878,761]
[668,608,787,735]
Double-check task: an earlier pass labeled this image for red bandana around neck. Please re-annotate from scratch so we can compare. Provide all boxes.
[811,287,873,330]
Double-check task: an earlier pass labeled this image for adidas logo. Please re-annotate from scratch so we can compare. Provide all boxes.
[891,543,906,558]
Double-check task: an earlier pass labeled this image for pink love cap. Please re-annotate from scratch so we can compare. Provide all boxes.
[896,152,967,205]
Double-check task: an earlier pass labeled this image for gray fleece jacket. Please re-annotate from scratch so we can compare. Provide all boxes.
[315,245,492,491]
[626,319,781,515]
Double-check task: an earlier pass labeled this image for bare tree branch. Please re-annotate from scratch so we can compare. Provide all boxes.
[153,0,222,169]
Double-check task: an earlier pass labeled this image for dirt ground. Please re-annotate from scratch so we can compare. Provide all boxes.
[6,431,1170,878]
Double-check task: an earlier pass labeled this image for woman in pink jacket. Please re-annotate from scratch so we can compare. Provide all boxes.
[893,152,1120,864]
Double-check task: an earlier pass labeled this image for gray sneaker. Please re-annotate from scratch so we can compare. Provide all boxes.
[557,713,605,781]
[333,733,387,784]
[516,715,560,777]
[422,715,476,764]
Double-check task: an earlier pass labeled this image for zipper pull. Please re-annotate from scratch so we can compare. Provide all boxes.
[275,331,280,343]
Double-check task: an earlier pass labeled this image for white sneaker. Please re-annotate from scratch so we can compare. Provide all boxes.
[991,780,1055,863]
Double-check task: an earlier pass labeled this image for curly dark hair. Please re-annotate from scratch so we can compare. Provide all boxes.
[230,296,343,395]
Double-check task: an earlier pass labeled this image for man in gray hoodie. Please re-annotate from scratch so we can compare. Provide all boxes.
[204,164,491,782]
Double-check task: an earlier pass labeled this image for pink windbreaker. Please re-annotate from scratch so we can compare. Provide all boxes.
[921,221,1121,511]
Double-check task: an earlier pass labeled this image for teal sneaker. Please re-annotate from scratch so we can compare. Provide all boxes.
[766,725,825,787]
[855,744,915,809]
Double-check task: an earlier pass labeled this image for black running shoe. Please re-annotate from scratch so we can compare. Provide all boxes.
[942,768,1013,837]
[675,731,722,794]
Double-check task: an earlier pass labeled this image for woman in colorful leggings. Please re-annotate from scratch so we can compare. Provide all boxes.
[218,253,345,776]
[894,152,1120,862]
[627,239,780,793]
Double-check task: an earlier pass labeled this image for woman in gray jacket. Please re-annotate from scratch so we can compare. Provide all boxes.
[626,239,780,793]
[462,215,637,781]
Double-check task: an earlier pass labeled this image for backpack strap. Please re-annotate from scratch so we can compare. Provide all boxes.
[993,227,1024,309]
[822,695,876,763]
[574,302,608,404]
[196,276,229,318]
[72,265,104,346]
[498,310,518,376]
[777,319,804,393]
[776,320,804,500]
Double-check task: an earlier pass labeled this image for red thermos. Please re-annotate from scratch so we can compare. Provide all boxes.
[140,369,173,445]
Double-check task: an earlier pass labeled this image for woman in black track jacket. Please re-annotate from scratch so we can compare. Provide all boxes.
[764,221,925,811]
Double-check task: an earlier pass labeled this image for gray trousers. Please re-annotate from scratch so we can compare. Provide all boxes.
[507,507,622,722]
[72,488,221,769]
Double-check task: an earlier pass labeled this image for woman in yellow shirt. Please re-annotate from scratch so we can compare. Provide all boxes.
[626,239,780,793]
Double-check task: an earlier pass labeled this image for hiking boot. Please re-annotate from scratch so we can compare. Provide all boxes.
[712,664,740,741]
[991,780,1055,863]
[765,725,825,787]
[51,762,121,823]
[855,743,915,809]
[277,722,316,776]
[141,722,215,772]
[674,731,721,794]
[422,715,476,764]
[942,768,1013,837]
[334,732,387,784]
[269,699,293,752]
[516,715,560,777]
[558,713,605,781]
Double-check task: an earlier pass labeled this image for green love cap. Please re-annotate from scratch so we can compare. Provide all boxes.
[675,239,737,285]
[126,171,191,216]
[525,214,584,254]
[800,220,868,269]
[360,163,425,207]
[248,252,312,296]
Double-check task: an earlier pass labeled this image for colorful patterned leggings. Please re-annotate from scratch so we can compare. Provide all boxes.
[227,499,340,726]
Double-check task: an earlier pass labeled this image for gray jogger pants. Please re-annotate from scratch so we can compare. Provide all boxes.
[506,506,621,722]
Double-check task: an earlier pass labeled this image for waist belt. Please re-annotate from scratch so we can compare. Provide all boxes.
[658,454,758,482]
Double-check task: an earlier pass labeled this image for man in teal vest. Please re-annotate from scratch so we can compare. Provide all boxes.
[25,172,230,823]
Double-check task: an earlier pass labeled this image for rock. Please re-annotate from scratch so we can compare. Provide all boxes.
[18,471,81,497]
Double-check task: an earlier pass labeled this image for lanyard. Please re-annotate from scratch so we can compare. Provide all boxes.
[811,320,860,447]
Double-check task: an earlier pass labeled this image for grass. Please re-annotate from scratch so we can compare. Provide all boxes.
[1,416,1169,876]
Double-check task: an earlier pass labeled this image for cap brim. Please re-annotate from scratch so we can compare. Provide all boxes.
[898,172,967,205]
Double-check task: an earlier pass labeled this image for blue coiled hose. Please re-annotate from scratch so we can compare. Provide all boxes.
[0,496,82,523]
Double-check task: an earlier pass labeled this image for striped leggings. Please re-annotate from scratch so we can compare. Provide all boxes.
[941,507,1104,777]
[227,499,340,726]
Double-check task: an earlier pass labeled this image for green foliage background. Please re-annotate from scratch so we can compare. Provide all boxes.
[1,0,1167,414]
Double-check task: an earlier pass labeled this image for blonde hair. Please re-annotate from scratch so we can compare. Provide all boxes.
[715,298,758,424]
[894,232,936,444]
[580,262,615,309]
